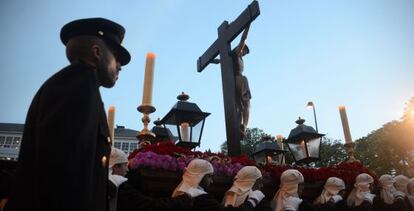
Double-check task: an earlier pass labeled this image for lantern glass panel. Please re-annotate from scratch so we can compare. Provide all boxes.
[191,119,203,143]
[165,124,179,143]
[306,138,321,158]
[164,120,204,143]
[272,154,284,164]
[288,140,307,161]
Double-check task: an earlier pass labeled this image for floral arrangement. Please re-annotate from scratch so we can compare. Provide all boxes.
[129,141,253,176]
[261,161,377,186]
[128,141,377,184]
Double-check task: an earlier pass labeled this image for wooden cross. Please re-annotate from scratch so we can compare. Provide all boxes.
[197,1,260,156]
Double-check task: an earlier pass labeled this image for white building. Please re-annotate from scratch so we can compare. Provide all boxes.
[0,123,23,160]
[0,123,139,160]
[112,125,139,155]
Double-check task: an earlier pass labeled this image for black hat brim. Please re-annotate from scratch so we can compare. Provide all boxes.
[111,43,131,66]
[60,18,131,66]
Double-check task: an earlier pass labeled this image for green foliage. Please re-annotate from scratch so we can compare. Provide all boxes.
[221,128,347,165]
[315,137,347,167]
[220,127,270,158]
[220,97,414,177]
[354,97,414,176]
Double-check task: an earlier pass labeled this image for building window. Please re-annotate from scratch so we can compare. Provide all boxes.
[114,142,121,149]
[130,143,138,151]
[4,137,13,148]
[121,142,129,151]
[0,136,5,147]
[11,137,21,149]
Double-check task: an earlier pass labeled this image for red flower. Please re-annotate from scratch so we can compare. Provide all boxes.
[130,141,377,186]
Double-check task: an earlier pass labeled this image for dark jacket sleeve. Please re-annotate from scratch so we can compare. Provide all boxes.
[254,199,273,211]
[394,197,412,211]
[107,181,117,201]
[193,193,256,211]
[404,197,414,211]
[335,200,349,211]
[347,201,373,211]
[296,200,338,211]
[116,181,193,211]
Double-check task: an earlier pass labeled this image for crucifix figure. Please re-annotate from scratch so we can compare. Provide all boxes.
[197,1,260,156]
[233,24,251,137]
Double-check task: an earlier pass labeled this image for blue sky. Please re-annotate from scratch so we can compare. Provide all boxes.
[1,0,413,152]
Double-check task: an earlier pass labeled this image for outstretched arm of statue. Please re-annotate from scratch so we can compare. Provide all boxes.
[236,24,251,56]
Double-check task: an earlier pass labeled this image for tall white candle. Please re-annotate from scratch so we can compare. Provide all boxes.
[142,53,156,105]
[339,105,353,144]
[107,106,115,144]
[180,122,190,142]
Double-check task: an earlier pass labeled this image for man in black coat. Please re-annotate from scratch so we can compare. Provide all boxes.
[6,18,131,211]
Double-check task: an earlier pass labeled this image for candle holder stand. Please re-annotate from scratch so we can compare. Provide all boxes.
[343,142,360,163]
[137,104,156,146]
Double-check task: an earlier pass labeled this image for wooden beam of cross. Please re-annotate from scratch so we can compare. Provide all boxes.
[197,1,260,156]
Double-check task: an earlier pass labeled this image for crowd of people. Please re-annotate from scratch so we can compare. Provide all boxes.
[108,148,414,211]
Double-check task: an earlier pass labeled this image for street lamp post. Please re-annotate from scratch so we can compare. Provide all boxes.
[307,101,318,132]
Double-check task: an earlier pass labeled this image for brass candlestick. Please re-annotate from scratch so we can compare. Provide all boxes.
[338,105,360,163]
[137,52,157,147]
[343,142,359,163]
[137,104,156,146]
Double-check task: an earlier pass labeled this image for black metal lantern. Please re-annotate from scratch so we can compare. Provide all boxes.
[150,118,174,143]
[160,92,210,149]
[252,136,288,165]
[285,117,325,164]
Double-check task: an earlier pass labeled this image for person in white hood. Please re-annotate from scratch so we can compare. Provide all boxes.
[271,169,304,211]
[223,166,271,210]
[272,169,336,211]
[394,175,414,210]
[373,174,408,211]
[314,177,345,205]
[408,178,414,210]
[108,148,129,211]
[173,159,266,211]
[408,178,414,196]
[346,173,375,211]
[108,147,192,211]
[109,148,129,184]
[172,159,215,198]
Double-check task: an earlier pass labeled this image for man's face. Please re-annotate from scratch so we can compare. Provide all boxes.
[96,43,121,88]
[112,163,129,177]
[368,183,374,192]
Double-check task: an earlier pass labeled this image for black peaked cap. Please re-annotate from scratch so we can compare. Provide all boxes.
[60,17,131,65]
